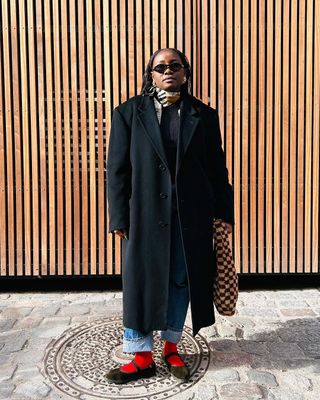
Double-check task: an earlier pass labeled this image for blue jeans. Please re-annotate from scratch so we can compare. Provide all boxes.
[123,188,190,353]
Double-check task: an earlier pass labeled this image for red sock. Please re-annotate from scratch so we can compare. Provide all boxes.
[164,340,185,367]
[120,351,153,373]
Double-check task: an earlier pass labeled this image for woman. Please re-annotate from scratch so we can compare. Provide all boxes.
[106,48,234,384]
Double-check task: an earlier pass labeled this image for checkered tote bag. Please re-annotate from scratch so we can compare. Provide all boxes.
[212,219,238,316]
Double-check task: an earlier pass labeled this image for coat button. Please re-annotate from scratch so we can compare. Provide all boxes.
[158,164,166,171]
[160,193,168,199]
[158,221,168,228]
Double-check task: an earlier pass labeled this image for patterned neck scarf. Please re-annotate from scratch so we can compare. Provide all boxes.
[154,86,181,107]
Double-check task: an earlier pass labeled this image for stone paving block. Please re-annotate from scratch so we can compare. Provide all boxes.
[219,382,264,399]
[227,316,256,328]
[73,294,109,304]
[238,308,279,318]
[267,342,306,360]
[56,304,90,316]
[209,339,241,352]
[215,324,239,338]
[277,300,309,308]
[33,324,70,339]
[210,351,253,368]
[13,317,43,329]
[0,382,16,400]
[0,362,17,381]
[297,342,320,358]
[265,292,298,300]
[190,382,218,399]
[0,318,16,331]
[15,348,46,364]
[13,364,40,380]
[247,369,278,388]
[280,308,316,317]
[89,301,109,314]
[26,337,53,352]
[284,358,320,372]
[207,368,240,382]
[250,356,287,370]
[0,336,28,354]
[41,316,71,326]
[13,378,52,399]
[280,373,313,392]
[297,289,320,298]
[29,305,60,317]
[267,388,304,400]
[0,353,14,365]
[248,329,283,342]
[239,341,270,356]
[1,306,33,319]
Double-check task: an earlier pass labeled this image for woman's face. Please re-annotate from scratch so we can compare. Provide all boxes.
[151,50,186,91]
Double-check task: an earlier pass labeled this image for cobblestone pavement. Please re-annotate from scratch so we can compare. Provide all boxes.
[0,288,319,400]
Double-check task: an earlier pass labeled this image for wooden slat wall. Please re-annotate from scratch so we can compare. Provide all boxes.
[0,0,319,277]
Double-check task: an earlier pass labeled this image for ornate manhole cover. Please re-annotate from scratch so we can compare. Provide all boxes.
[43,316,210,399]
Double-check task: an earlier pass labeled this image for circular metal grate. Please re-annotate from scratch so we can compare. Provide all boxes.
[43,316,210,399]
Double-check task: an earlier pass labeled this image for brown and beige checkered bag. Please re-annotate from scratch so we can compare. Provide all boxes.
[212,219,238,316]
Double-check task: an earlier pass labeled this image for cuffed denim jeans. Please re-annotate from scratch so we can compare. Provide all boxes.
[123,186,190,353]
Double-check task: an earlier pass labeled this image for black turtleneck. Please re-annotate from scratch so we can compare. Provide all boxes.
[159,100,181,183]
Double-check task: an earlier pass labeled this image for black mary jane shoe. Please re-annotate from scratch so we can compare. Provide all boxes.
[105,359,157,384]
[162,351,190,381]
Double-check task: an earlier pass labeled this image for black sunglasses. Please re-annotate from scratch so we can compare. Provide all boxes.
[152,62,184,74]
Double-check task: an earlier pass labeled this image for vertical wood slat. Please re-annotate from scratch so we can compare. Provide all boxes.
[61,0,72,275]
[104,0,113,275]
[242,0,249,273]
[273,0,281,273]
[289,0,298,273]
[78,0,89,275]
[94,0,105,275]
[28,0,41,275]
[313,0,320,273]
[281,0,290,274]
[2,0,15,274]
[36,0,48,275]
[44,0,56,275]
[257,0,266,274]
[87,0,97,274]
[12,0,24,276]
[304,0,313,273]
[265,0,273,273]
[234,0,241,274]
[52,0,64,275]
[111,0,121,275]
[70,0,80,275]
[0,24,7,274]
[249,0,257,273]
[0,0,319,278]
[297,0,306,273]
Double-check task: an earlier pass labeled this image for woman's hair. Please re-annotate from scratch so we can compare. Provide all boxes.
[140,48,192,96]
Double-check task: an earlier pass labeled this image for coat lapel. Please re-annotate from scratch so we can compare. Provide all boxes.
[137,94,200,173]
[137,96,168,168]
[177,94,200,172]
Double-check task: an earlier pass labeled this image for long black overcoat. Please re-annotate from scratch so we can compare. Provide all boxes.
[107,93,234,336]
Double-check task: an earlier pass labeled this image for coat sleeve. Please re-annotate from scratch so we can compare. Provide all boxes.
[205,109,235,226]
[107,107,132,233]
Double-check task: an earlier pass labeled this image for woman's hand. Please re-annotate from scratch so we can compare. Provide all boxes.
[113,229,129,239]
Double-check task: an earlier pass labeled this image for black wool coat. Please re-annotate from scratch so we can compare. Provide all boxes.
[107,93,234,336]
